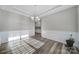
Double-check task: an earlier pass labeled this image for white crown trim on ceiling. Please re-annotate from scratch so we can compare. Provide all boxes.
[39,5,76,18]
[0,5,76,18]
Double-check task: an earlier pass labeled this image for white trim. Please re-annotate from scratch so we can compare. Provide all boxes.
[0,30,35,44]
[42,30,77,45]
[39,5,76,18]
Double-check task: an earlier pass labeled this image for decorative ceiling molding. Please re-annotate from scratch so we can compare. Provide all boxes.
[38,5,61,16]
[39,5,76,18]
[0,5,76,18]
[12,7,33,16]
[0,6,31,17]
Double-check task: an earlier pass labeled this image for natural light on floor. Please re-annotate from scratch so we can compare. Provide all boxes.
[8,34,29,41]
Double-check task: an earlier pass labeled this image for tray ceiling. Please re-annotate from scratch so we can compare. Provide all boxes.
[0,5,76,18]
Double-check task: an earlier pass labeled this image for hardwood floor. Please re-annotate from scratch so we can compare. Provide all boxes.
[0,35,79,54]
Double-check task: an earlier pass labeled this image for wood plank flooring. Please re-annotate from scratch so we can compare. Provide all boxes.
[0,36,79,54]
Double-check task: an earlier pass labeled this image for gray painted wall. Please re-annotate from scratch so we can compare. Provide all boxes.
[77,6,79,47]
[41,6,79,47]
[42,7,77,32]
[0,9,35,44]
[0,9,34,31]
[78,6,79,32]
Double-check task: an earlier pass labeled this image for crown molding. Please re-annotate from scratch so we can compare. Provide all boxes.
[39,5,76,18]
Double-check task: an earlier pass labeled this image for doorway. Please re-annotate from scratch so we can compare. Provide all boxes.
[35,17,41,37]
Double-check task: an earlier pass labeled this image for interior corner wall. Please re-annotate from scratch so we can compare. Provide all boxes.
[41,7,77,45]
[0,9,35,44]
[77,6,79,47]
[78,6,79,32]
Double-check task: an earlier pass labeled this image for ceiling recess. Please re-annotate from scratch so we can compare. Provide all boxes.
[0,5,76,18]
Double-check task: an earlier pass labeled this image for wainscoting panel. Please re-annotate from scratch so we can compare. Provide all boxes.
[42,30,78,47]
[0,30,35,44]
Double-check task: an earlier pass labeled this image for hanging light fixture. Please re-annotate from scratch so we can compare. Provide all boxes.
[31,16,40,22]
[36,16,40,21]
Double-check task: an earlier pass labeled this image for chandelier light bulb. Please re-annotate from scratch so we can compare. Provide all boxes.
[31,16,34,20]
[36,16,40,21]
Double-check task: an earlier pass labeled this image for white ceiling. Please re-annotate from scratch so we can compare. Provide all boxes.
[0,5,76,18]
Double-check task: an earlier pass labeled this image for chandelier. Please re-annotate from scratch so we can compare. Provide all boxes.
[31,16,40,22]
